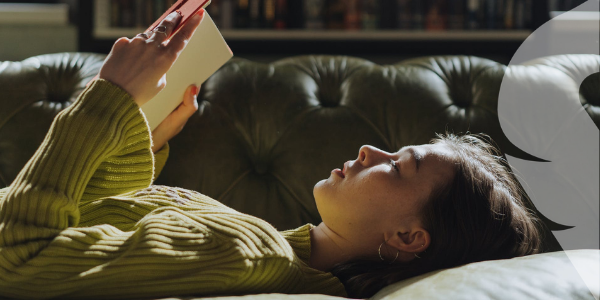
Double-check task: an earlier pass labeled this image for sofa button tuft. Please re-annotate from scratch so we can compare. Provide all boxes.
[255,163,269,175]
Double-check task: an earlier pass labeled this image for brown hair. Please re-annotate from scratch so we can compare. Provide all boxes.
[330,132,545,298]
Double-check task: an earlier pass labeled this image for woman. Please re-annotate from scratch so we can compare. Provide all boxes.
[0,9,543,300]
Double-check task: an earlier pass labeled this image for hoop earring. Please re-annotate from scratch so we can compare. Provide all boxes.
[414,244,425,259]
[378,239,399,264]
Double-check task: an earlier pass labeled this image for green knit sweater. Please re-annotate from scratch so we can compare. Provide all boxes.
[0,79,347,299]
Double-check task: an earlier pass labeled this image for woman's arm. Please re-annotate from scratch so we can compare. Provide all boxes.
[0,10,206,298]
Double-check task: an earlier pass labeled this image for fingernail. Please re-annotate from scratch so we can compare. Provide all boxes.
[192,85,199,95]
[192,10,203,21]
[175,10,183,17]
[168,11,180,20]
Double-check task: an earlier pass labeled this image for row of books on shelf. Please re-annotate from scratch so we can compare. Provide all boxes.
[96,0,586,31]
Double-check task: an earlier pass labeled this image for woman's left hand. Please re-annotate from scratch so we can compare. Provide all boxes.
[151,84,199,153]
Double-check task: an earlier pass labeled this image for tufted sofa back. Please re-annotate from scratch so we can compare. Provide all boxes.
[1,53,598,242]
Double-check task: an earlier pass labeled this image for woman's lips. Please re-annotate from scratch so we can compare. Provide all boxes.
[332,169,345,178]
[332,161,348,179]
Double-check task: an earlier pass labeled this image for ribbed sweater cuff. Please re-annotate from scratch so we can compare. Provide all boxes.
[152,142,170,182]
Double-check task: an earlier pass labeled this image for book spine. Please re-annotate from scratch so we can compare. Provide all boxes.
[486,0,496,29]
[122,0,135,27]
[304,0,325,29]
[379,0,397,29]
[504,0,514,29]
[95,0,111,29]
[447,0,465,29]
[235,0,249,28]
[397,0,411,29]
[412,0,426,29]
[144,0,154,28]
[361,0,379,30]
[249,0,261,28]
[466,0,479,29]
[110,0,120,27]
[327,0,345,30]
[344,0,361,30]
[263,0,276,28]
[285,0,302,28]
[221,0,234,29]
[523,0,532,28]
[135,0,143,28]
[514,0,524,29]
[153,0,165,20]
[425,0,447,30]
[274,0,286,29]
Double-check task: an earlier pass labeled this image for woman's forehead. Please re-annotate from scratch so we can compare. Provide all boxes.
[398,143,456,160]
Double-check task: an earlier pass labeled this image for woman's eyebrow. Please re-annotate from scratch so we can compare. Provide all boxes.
[397,147,421,173]
[408,148,421,172]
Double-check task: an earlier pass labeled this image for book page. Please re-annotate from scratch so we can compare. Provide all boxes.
[141,12,233,131]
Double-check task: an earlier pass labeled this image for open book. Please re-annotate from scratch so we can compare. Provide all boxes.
[141,12,233,130]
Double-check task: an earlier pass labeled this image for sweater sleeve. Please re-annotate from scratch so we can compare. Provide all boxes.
[0,78,153,233]
[0,79,291,300]
[152,142,169,183]
[0,79,160,298]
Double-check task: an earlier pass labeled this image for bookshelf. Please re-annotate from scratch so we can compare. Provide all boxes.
[94,28,533,41]
[77,0,554,65]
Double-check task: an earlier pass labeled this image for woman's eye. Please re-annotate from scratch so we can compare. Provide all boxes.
[390,159,399,173]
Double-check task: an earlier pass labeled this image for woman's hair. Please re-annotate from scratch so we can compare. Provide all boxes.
[330,132,545,298]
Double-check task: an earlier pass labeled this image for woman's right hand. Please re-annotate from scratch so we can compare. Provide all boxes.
[98,9,205,107]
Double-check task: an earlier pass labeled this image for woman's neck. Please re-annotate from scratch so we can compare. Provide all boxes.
[308,222,355,272]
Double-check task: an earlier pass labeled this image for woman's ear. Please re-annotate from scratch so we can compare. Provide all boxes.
[386,226,430,256]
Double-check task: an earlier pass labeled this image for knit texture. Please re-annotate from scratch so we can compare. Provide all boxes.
[0,79,347,300]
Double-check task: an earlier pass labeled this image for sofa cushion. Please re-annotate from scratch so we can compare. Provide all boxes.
[1,53,598,249]
[371,249,599,300]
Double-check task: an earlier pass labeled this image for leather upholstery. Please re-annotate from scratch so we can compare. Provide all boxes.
[1,52,599,300]
[1,53,598,236]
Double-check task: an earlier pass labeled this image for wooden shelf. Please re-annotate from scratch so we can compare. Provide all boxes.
[94,28,533,41]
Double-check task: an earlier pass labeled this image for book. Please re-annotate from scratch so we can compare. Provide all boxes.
[361,0,379,30]
[274,0,287,29]
[379,0,397,29]
[514,0,524,29]
[447,0,465,30]
[344,0,361,30]
[140,12,234,131]
[95,0,111,29]
[220,0,234,29]
[412,0,426,29]
[248,0,261,28]
[486,0,496,29]
[327,0,345,29]
[425,0,446,31]
[466,0,480,29]
[304,0,325,29]
[504,0,514,29]
[396,0,411,29]
[234,0,249,28]
[263,0,276,28]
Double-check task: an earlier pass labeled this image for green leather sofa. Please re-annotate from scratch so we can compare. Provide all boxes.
[0,52,598,300]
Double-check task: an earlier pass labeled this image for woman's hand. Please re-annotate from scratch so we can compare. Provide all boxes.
[98,9,205,107]
[151,84,200,153]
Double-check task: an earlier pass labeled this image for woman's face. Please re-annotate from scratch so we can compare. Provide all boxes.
[313,143,457,248]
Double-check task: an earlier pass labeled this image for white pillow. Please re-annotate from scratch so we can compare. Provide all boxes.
[371,249,599,300]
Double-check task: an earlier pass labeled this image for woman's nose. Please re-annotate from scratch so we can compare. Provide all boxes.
[358,145,389,166]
